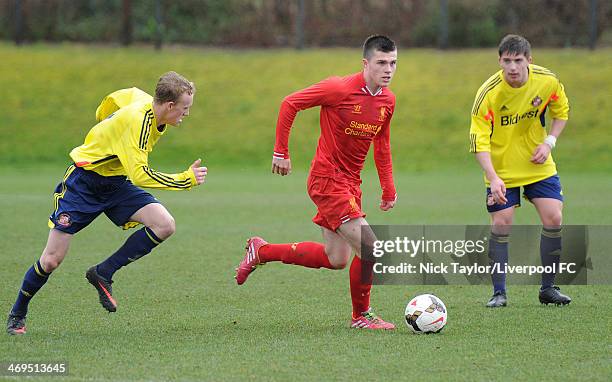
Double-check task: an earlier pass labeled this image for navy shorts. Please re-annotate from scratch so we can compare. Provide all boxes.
[486,174,563,213]
[48,165,159,234]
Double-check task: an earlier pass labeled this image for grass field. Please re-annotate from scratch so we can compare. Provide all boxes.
[1,43,610,381]
[1,168,611,381]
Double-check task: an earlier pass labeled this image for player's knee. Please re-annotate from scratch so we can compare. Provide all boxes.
[40,253,63,272]
[325,247,351,269]
[161,216,176,238]
[543,212,562,227]
[492,215,513,227]
[153,215,176,239]
[328,256,349,269]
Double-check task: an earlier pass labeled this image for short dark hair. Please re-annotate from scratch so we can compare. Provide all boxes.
[154,71,195,104]
[498,34,531,57]
[363,35,396,59]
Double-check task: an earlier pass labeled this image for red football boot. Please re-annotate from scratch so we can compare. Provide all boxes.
[350,309,395,330]
[235,237,268,285]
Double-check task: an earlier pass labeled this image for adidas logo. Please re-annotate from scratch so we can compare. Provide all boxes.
[501,105,509,111]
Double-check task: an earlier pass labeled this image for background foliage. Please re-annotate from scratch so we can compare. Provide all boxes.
[1,0,610,48]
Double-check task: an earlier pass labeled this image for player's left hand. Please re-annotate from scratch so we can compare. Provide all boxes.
[190,158,207,185]
[380,199,396,211]
[530,144,551,164]
[272,157,292,176]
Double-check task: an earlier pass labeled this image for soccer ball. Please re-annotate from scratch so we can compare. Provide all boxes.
[404,294,447,334]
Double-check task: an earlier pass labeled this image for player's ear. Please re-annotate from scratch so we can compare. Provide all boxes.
[527,55,533,64]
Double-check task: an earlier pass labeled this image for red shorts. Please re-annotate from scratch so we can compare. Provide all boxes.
[307,174,366,231]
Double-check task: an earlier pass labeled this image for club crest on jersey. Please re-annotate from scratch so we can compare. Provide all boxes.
[57,213,72,227]
[352,105,362,114]
[531,96,542,107]
[378,107,386,122]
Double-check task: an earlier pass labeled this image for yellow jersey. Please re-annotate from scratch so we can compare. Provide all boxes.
[70,88,196,190]
[469,64,569,187]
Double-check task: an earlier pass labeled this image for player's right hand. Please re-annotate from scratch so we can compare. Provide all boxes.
[272,157,291,176]
[489,177,507,205]
[190,158,207,185]
[380,199,396,211]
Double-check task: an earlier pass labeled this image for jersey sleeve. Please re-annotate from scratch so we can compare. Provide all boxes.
[373,104,396,201]
[113,116,196,190]
[469,88,494,153]
[547,80,569,120]
[273,77,345,160]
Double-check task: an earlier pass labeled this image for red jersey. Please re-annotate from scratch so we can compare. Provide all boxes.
[273,72,396,201]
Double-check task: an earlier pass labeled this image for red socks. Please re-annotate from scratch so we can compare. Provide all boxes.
[259,242,334,269]
[349,256,373,318]
[258,242,373,317]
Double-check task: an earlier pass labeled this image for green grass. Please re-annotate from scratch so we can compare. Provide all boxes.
[0,168,611,381]
[0,43,611,172]
[0,42,610,380]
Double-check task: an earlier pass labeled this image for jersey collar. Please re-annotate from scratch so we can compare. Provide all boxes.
[148,102,166,135]
[361,85,383,96]
[358,72,383,96]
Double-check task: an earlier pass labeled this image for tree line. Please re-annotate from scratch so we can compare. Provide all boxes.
[2,0,608,49]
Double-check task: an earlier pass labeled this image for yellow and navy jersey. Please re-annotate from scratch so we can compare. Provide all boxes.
[69,88,196,190]
[469,64,569,187]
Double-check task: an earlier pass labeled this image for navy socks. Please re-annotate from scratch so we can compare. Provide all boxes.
[96,226,163,281]
[540,227,562,289]
[488,232,509,294]
[11,260,51,317]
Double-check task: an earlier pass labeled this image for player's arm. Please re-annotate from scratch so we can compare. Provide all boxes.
[272,77,344,176]
[120,146,203,190]
[531,119,567,164]
[470,92,507,204]
[531,80,570,164]
[114,120,206,190]
[373,106,397,211]
[475,152,507,205]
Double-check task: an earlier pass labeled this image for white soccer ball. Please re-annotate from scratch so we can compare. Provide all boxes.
[404,294,447,334]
